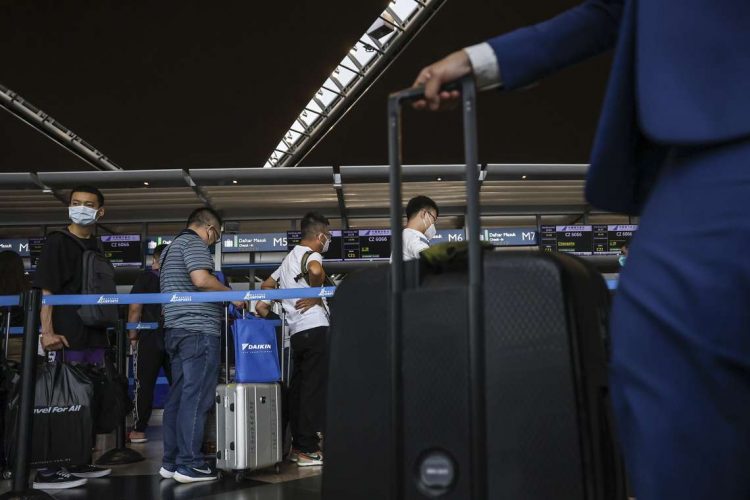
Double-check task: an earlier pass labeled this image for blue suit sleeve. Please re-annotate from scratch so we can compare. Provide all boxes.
[488,0,623,90]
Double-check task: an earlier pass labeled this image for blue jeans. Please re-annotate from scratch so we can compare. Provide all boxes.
[162,328,220,469]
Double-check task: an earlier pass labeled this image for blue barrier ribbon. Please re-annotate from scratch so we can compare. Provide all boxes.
[126,322,160,330]
[39,287,335,306]
[0,296,20,307]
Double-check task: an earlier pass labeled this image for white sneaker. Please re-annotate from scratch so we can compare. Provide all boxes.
[296,451,323,467]
[159,466,176,479]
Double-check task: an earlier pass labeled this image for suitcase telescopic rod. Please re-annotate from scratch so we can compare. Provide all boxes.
[388,76,487,499]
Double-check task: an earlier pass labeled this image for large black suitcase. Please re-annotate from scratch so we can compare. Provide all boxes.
[322,77,626,499]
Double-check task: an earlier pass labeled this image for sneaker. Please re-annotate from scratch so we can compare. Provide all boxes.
[173,465,219,484]
[296,451,323,467]
[159,465,176,479]
[33,469,88,490]
[129,431,148,444]
[288,448,301,463]
[67,464,112,478]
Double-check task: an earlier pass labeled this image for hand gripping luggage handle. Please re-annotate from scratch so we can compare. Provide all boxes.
[388,75,487,499]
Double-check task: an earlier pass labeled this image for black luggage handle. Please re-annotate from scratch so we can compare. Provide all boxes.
[387,75,487,499]
[388,76,482,290]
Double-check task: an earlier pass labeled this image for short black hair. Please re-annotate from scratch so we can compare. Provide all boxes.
[301,212,330,239]
[70,185,105,206]
[187,207,222,228]
[153,243,168,258]
[405,195,438,220]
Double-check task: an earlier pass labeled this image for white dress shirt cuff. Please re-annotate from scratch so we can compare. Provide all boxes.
[463,42,503,91]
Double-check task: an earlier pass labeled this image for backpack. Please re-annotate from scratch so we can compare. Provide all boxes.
[53,230,118,328]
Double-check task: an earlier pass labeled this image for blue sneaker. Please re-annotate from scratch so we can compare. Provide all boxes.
[173,465,219,484]
[159,465,176,479]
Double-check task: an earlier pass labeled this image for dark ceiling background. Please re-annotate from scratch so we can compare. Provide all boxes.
[0,0,613,173]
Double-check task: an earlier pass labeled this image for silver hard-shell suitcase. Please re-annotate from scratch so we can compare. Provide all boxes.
[215,382,282,476]
[216,305,283,479]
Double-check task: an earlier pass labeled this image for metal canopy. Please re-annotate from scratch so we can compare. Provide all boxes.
[0,164,616,227]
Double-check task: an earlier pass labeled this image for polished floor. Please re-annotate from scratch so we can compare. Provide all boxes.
[1,412,323,499]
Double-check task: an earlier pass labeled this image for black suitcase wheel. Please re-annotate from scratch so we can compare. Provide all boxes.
[234,471,244,483]
[274,463,282,474]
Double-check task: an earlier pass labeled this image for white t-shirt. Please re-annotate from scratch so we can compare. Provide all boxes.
[402,228,430,261]
[271,245,330,335]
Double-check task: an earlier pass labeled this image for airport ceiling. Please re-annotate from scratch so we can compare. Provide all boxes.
[0,0,612,174]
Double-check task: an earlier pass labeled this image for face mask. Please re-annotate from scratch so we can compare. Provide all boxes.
[423,212,437,240]
[424,223,437,240]
[618,255,627,267]
[69,206,99,226]
[320,235,331,253]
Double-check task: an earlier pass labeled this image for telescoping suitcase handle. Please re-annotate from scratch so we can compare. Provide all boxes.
[387,75,487,499]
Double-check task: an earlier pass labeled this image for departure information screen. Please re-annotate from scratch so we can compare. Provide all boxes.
[286,230,343,261]
[540,226,594,256]
[29,237,46,269]
[592,225,637,255]
[343,229,391,260]
[100,235,143,268]
[541,225,637,255]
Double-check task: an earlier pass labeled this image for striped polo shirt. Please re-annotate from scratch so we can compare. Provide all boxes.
[160,229,222,334]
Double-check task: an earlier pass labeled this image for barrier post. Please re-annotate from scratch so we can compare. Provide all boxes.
[0,289,53,500]
[95,320,144,465]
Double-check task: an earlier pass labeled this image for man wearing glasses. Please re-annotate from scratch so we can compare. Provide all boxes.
[402,196,440,261]
[158,207,244,483]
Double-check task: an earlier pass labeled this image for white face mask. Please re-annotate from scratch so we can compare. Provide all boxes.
[423,212,437,240]
[69,206,99,226]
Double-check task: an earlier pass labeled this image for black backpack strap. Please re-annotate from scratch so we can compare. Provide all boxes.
[294,251,314,283]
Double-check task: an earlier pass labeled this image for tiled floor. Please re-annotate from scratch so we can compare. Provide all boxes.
[1,414,323,500]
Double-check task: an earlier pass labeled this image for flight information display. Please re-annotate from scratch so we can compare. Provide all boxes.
[100,235,143,268]
[343,229,391,260]
[592,225,637,255]
[29,237,46,269]
[286,230,343,261]
[540,225,594,256]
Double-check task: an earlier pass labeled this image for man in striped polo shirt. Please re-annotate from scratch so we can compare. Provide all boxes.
[158,207,244,484]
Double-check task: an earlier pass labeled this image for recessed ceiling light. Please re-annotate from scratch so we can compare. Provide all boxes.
[143,181,149,186]
[521,175,527,180]
[436,177,443,181]
[232,180,238,184]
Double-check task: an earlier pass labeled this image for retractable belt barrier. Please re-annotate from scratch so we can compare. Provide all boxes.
[0,286,334,497]
[0,286,336,309]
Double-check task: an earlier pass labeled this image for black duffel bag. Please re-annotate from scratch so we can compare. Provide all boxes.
[77,357,133,434]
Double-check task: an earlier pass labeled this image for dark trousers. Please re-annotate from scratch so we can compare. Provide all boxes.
[133,331,171,432]
[289,326,328,453]
[610,138,750,499]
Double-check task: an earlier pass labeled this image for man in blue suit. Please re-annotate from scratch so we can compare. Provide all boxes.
[413,1,750,498]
